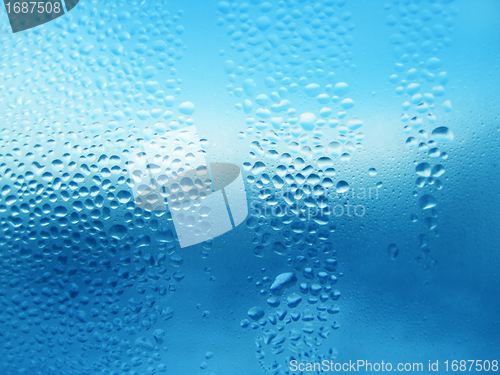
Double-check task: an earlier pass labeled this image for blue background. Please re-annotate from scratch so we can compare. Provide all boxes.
[0,0,499,374]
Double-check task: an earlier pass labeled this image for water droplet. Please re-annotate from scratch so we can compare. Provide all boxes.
[387,243,399,259]
[179,101,195,115]
[251,161,266,175]
[304,83,321,97]
[217,1,231,14]
[248,306,265,321]
[431,164,445,177]
[426,57,442,70]
[287,294,302,308]
[415,162,431,177]
[327,141,342,157]
[336,181,349,193]
[243,79,257,96]
[299,112,316,131]
[109,224,128,240]
[333,82,349,96]
[431,126,454,142]
[270,273,297,295]
[347,118,363,130]
[419,194,437,210]
[256,16,271,31]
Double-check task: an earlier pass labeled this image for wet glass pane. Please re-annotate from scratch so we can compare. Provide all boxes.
[0,0,498,374]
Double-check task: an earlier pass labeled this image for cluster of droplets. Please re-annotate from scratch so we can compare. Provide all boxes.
[214,0,369,370]
[216,0,367,256]
[0,0,207,373]
[242,252,340,374]
[0,0,194,132]
[385,0,456,266]
[216,0,363,167]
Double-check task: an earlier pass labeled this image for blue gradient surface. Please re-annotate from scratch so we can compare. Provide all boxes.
[0,0,498,374]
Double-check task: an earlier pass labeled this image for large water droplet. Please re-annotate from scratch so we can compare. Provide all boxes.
[415,162,431,177]
[333,82,349,96]
[109,224,128,240]
[387,243,399,259]
[336,180,349,193]
[248,306,265,321]
[419,194,437,210]
[299,112,316,131]
[347,118,363,130]
[179,101,195,115]
[431,126,454,142]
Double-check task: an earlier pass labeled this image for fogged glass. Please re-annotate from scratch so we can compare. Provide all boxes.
[0,1,498,374]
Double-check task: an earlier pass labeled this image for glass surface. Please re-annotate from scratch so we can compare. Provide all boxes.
[0,0,499,374]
